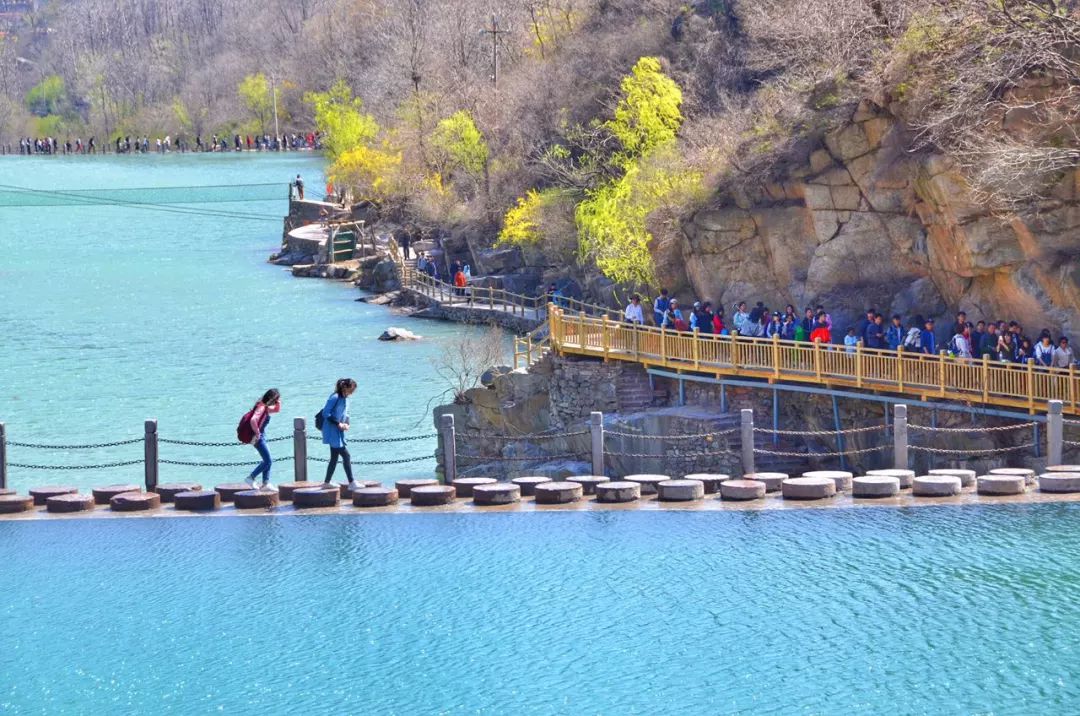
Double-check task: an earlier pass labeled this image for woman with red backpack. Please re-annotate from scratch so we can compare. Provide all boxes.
[242,389,281,490]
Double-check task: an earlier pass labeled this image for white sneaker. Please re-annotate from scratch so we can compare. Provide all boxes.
[261,481,275,492]
[244,476,256,489]
[348,481,359,493]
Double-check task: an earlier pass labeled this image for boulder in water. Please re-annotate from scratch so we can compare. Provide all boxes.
[379,327,422,341]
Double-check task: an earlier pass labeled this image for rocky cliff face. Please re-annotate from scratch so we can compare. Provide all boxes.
[674,99,1080,336]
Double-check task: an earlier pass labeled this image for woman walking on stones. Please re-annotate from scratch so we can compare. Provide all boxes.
[243,389,282,491]
[321,378,358,490]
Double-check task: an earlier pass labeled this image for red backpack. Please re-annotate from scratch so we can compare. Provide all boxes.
[236,404,258,443]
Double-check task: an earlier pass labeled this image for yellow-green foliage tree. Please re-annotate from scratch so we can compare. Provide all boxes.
[605,57,682,161]
[306,80,378,162]
[430,110,488,180]
[237,73,282,136]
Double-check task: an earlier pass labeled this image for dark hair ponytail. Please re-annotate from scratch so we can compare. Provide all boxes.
[260,389,280,406]
[335,378,357,396]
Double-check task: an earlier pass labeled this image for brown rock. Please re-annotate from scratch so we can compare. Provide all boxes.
[511,476,554,497]
[472,483,521,506]
[293,486,340,508]
[174,490,221,511]
[396,479,439,498]
[566,475,611,496]
[720,479,766,501]
[46,493,96,513]
[624,474,670,495]
[534,482,583,505]
[277,481,323,501]
[110,491,162,512]
[234,490,281,509]
[658,479,705,502]
[744,473,787,492]
[0,494,34,513]
[976,475,1025,496]
[782,477,837,500]
[92,484,143,505]
[29,486,78,506]
[353,487,400,507]
[410,485,456,506]
[452,477,498,498]
[215,483,255,503]
[337,480,381,497]
[684,474,729,494]
[154,483,202,503]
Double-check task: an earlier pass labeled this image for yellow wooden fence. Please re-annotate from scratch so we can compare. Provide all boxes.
[549,308,1080,415]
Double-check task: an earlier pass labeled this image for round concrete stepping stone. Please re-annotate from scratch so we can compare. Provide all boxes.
[852,475,900,498]
[511,476,553,496]
[1039,473,1080,493]
[92,484,142,505]
[215,483,254,503]
[743,473,787,492]
[154,483,202,503]
[720,479,766,501]
[277,481,322,501]
[1046,465,1080,473]
[624,474,670,495]
[566,475,610,495]
[110,491,162,512]
[928,468,977,487]
[866,469,915,489]
[452,477,498,498]
[684,474,729,494]
[0,488,15,496]
[293,486,340,508]
[29,486,78,506]
[658,479,705,502]
[803,471,853,492]
[234,490,281,509]
[988,467,1037,486]
[353,487,399,507]
[595,481,640,503]
[473,483,521,506]
[977,474,1026,496]
[337,480,381,497]
[174,490,221,511]
[395,479,439,498]
[534,481,583,504]
[411,485,456,506]
[782,477,837,500]
[0,494,34,513]
[46,493,95,513]
[912,475,961,497]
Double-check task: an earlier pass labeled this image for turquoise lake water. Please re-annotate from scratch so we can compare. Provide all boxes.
[1,505,1078,713]
[0,154,481,490]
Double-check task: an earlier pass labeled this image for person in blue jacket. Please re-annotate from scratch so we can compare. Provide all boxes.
[321,378,358,489]
[920,318,937,356]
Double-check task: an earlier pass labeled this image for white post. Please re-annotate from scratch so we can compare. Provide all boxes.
[741,409,755,476]
[0,422,6,490]
[293,417,308,483]
[1048,399,1063,466]
[590,411,605,476]
[144,419,159,491]
[440,414,457,485]
[893,404,908,470]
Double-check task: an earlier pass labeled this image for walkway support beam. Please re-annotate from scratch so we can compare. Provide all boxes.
[439,414,457,486]
[0,422,6,490]
[591,411,605,477]
[144,419,159,491]
[741,409,755,476]
[893,404,908,470]
[293,417,308,483]
[1048,400,1063,466]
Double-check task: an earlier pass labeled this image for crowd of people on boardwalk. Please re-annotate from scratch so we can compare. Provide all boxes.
[11,131,320,156]
[621,290,1078,369]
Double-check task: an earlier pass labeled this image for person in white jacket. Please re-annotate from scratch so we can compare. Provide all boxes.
[624,294,644,325]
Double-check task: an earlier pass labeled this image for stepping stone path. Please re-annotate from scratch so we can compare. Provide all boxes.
[534,482,583,505]
[234,490,280,509]
[912,475,961,497]
[472,483,521,506]
[566,475,610,495]
[803,471,853,492]
[782,477,836,500]
[658,480,705,502]
[0,494,34,513]
[743,473,787,492]
[511,476,552,496]
[154,483,202,503]
[684,474,728,494]
[174,490,221,511]
[0,488,14,496]
[215,483,254,503]
[93,484,142,505]
[47,493,95,513]
[353,487,399,507]
[395,479,438,498]
[111,492,161,512]
[1046,465,1080,473]
[866,469,914,489]
[1039,473,1080,493]
[852,475,900,498]
[595,481,640,503]
[977,475,1026,496]
[411,485,456,506]
[452,477,498,498]
[720,479,766,501]
[29,486,77,506]
[338,480,381,497]
[928,469,976,488]
[278,482,322,501]
[624,474,669,495]
[988,467,1036,486]
[293,486,340,508]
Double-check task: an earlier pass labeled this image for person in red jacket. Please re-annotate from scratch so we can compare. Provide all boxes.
[810,313,832,345]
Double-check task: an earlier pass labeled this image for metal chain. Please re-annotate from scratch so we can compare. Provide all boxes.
[455,430,589,441]
[908,442,1036,456]
[605,429,738,440]
[1064,419,1080,427]
[753,444,890,458]
[751,425,886,437]
[7,438,142,450]
[908,423,1035,434]
[306,433,438,443]
[160,436,291,446]
[160,456,296,467]
[604,450,732,459]
[8,459,145,470]
[1061,440,1080,447]
[457,452,583,462]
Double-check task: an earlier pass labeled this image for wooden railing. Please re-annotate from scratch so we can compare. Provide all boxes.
[549,308,1080,415]
[512,323,551,369]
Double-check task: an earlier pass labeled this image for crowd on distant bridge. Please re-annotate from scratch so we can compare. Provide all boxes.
[9,131,321,156]
[617,290,1078,369]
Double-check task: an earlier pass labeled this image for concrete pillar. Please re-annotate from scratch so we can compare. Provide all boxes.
[741,409,755,476]
[293,417,308,483]
[440,414,457,486]
[0,422,6,491]
[893,404,908,470]
[1048,400,1063,467]
[591,411,605,477]
[144,419,159,491]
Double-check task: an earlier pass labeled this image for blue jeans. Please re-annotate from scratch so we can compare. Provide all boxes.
[249,437,272,482]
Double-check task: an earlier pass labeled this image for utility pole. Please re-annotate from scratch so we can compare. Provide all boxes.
[270,71,280,142]
[480,15,508,90]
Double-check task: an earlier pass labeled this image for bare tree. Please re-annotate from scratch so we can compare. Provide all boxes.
[430,324,508,403]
